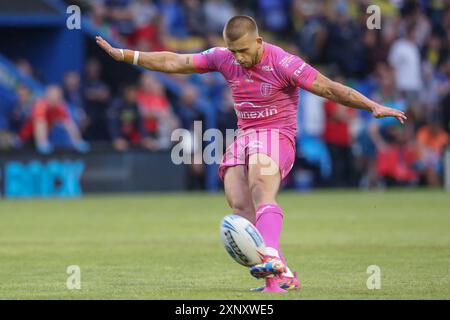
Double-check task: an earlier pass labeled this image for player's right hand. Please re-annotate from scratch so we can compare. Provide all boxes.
[95,36,123,62]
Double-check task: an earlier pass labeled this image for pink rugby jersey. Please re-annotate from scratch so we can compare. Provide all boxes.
[193,42,318,143]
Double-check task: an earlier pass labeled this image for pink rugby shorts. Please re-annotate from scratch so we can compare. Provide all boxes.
[218,129,296,181]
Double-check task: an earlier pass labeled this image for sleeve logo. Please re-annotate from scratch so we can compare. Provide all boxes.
[293,62,306,77]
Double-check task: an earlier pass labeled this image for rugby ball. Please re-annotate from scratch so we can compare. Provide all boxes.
[220,214,266,267]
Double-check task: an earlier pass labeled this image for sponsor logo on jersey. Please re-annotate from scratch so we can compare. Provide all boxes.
[234,102,278,119]
[235,108,278,119]
[262,65,274,72]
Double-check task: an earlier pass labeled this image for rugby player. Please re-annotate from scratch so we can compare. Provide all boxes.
[96,15,406,292]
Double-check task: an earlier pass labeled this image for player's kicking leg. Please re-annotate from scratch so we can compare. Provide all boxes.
[247,153,300,291]
[223,164,299,291]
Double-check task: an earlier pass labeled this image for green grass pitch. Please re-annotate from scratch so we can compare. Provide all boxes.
[0,190,449,299]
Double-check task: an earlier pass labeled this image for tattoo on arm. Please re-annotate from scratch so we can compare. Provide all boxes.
[312,75,373,112]
[342,89,353,105]
[140,52,196,74]
[334,84,373,111]
[312,81,334,100]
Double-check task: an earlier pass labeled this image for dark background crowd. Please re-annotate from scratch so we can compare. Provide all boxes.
[0,0,449,190]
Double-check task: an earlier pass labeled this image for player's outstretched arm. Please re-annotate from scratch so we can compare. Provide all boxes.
[95,36,197,74]
[308,73,407,124]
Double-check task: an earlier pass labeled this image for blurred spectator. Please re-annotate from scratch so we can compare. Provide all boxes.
[0,84,33,150]
[183,0,207,37]
[257,0,292,35]
[136,72,179,150]
[296,88,331,188]
[130,0,158,29]
[292,0,329,64]
[415,116,450,186]
[129,14,166,52]
[83,59,111,141]
[15,58,36,79]
[419,62,444,123]
[361,29,390,75]
[63,71,88,132]
[323,76,356,188]
[11,84,34,142]
[175,85,205,130]
[422,33,444,69]
[368,116,418,187]
[105,0,134,37]
[124,0,163,51]
[438,57,450,134]
[217,90,237,141]
[171,84,207,189]
[375,125,419,187]
[435,5,450,34]
[324,2,366,77]
[442,91,450,135]
[204,0,236,33]
[360,63,407,188]
[15,58,44,83]
[370,60,420,187]
[30,85,89,154]
[398,1,431,48]
[107,85,153,152]
[90,1,118,39]
[158,0,188,38]
[388,24,423,113]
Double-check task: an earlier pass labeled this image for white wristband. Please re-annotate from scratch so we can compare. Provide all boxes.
[119,49,124,61]
[133,51,140,65]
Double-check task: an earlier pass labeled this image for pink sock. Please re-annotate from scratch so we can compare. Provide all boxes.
[255,204,283,257]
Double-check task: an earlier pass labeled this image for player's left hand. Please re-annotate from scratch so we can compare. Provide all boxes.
[372,105,407,124]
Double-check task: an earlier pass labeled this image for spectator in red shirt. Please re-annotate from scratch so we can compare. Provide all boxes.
[375,126,419,186]
[323,75,356,187]
[136,73,179,150]
[31,85,88,154]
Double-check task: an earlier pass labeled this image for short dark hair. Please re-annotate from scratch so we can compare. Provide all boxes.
[223,15,258,41]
